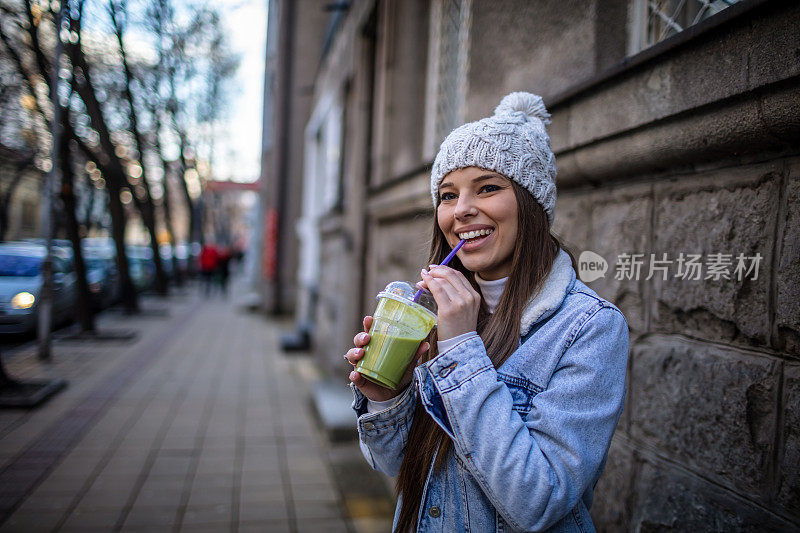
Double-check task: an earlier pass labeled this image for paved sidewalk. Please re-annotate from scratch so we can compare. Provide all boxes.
[0,283,394,532]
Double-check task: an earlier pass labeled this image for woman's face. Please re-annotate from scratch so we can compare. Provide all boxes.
[437,167,518,280]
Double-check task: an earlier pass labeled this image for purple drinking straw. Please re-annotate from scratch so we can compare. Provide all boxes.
[412,239,466,303]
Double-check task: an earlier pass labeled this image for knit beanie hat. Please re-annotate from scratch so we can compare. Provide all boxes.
[430,92,557,226]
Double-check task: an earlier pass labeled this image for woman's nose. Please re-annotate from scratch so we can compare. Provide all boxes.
[454,196,478,220]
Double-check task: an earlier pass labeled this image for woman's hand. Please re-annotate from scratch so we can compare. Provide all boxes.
[417,265,481,341]
[345,315,429,402]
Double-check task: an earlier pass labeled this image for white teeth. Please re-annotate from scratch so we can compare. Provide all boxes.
[458,228,493,240]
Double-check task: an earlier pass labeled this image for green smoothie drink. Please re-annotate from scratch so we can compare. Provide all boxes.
[356,281,437,390]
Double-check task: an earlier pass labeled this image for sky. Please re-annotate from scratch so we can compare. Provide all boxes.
[214,0,267,183]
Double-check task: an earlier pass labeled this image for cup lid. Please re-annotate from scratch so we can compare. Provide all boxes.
[377,281,437,317]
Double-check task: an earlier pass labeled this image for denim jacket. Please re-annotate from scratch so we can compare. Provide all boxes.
[351,249,629,532]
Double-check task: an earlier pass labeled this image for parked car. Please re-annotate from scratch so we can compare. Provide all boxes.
[83,249,119,309]
[157,244,175,280]
[125,245,156,292]
[159,242,193,281]
[28,238,121,311]
[81,237,116,259]
[0,242,77,335]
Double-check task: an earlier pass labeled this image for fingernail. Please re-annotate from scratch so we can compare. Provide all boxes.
[359,333,367,342]
[429,264,438,269]
[349,371,357,380]
[343,353,348,360]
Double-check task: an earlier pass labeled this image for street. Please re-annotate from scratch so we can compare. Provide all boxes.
[0,282,394,532]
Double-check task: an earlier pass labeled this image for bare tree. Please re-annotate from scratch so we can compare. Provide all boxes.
[1,0,237,302]
[59,0,139,311]
[147,0,238,248]
[107,0,167,294]
[58,106,95,333]
[0,146,36,240]
[0,0,139,311]
[0,30,41,241]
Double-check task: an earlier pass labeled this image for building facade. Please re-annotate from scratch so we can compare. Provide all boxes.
[257,0,330,314]
[259,0,800,528]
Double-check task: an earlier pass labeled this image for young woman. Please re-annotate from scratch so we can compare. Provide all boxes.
[344,92,629,532]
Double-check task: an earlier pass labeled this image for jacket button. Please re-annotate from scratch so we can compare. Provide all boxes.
[428,506,441,518]
[363,422,375,430]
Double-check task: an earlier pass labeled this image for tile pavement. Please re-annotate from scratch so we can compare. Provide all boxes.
[0,283,394,532]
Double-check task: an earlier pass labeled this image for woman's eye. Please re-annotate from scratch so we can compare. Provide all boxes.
[440,192,456,201]
[480,184,501,193]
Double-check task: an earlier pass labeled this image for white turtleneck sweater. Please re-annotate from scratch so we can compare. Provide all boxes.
[475,274,508,314]
[366,274,508,414]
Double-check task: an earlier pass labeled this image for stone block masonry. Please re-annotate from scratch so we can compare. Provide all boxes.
[651,163,779,348]
[585,156,800,529]
[779,364,800,517]
[630,335,779,497]
[777,169,800,354]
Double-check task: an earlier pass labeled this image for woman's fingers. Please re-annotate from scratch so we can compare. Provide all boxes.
[350,369,403,402]
[349,369,374,391]
[418,266,473,297]
[353,331,370,347]
[349,370,369,388]
[421,269,457,303]
[428,265,479,298]
[426,266,481,310]
[424,266,480,340]
[426,266,467,296]
[343,347,364,366]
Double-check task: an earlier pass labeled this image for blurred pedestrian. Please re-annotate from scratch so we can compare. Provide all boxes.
[344,93,629,532]
[232,245,245,274]
[230,237,246,274]
[217,247,232,298]
[199,242,219,296]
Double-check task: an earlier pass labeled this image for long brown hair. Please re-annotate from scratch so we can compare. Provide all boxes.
[393,180,575,532]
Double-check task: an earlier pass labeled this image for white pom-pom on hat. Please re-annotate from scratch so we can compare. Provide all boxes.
[494,91,551,126]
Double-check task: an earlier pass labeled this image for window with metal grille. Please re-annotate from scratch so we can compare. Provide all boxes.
[424,0,471,159]
[628,0,742,55]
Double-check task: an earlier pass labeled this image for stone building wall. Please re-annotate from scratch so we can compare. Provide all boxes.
[560,156,799,530]
[545,1,800,527]
[289,0,800,528]
[258,0,329,314]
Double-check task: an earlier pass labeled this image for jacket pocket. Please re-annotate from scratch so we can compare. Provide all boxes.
[496,373,541,416]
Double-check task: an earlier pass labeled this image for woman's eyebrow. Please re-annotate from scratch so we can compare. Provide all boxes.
[440,174,501,189]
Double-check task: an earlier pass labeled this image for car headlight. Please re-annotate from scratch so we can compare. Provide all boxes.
[11,292,35,309]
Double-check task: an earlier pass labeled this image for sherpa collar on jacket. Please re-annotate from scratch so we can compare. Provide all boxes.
[519,248,576,337]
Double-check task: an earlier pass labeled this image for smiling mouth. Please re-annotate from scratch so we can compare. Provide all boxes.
[457,228,494,244]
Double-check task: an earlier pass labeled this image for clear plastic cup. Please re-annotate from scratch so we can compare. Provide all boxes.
[355,281,437,390]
